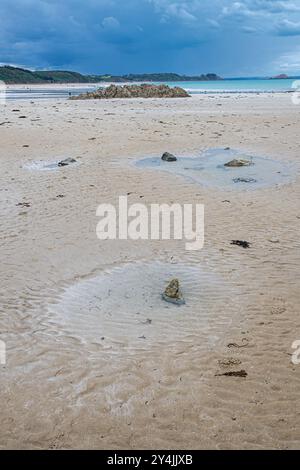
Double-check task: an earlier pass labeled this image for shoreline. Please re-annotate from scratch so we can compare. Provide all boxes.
[4,82,295,97]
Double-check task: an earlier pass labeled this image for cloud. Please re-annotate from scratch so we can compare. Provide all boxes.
[207,19,220,29]
[148,1,200,24]
[221,0,300,22]
[222,2,260,19]
[102,16,120,30]
[241,26,258,33]
[273,47,300,72]
[262,1,300,13]
[276,18,300,35]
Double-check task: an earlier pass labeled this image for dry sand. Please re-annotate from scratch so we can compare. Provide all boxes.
[0,92,300,449]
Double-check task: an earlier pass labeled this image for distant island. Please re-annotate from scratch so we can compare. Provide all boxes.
[271,74,289,79]
[0,66,222,84]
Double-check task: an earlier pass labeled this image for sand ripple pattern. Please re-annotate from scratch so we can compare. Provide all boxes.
[47,261,238,351]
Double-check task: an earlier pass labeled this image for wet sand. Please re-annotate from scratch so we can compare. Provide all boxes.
[0,93,300,449]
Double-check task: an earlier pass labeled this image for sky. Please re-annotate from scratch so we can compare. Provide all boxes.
[1,0,300,77]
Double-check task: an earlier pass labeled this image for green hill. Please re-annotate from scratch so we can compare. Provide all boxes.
[0,66,91,84]
[0,66,43,83]
[34,70,91,83]
[0,65,222,84]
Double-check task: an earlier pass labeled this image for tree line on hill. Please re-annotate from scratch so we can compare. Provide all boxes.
[0,66,222,84]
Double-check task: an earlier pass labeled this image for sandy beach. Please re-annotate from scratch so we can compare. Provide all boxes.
[0,92,300,449]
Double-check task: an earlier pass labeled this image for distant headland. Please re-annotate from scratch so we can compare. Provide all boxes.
[0,65,222,84]
[271,74,289,79]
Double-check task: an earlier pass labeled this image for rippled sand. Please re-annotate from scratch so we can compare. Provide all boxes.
[0,93,300,449]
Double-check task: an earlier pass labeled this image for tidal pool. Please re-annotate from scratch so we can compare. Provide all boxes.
[48,261,237,350]
[135,148,294,190]
[23,158,79,171]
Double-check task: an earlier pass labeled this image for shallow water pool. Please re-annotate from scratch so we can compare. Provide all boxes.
[48,261,237,350]
[23,159,79,171]
[135,148,294,190]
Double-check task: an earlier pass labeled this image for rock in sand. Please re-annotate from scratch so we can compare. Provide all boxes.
[162,278,185,305]
[224,158,253,168]
[161,152,177,162]
[58,157,77,167]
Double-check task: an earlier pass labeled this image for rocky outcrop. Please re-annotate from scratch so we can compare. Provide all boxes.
[161,152,177,162]
[162,279,185,305]
[71,84,190,100]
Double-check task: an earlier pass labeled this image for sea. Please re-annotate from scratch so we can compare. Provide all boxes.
[3,78,299,100]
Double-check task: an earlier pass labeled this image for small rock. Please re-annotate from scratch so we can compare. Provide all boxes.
[233,177,257,183]
[161,152,177,162]
[162,278,185,305]
[231,240,250,249]
[224,158,253,167]
[16,202,31,208]
[58,157,77,167]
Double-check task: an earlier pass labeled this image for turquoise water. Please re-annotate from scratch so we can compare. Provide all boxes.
[160,78,298,94]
